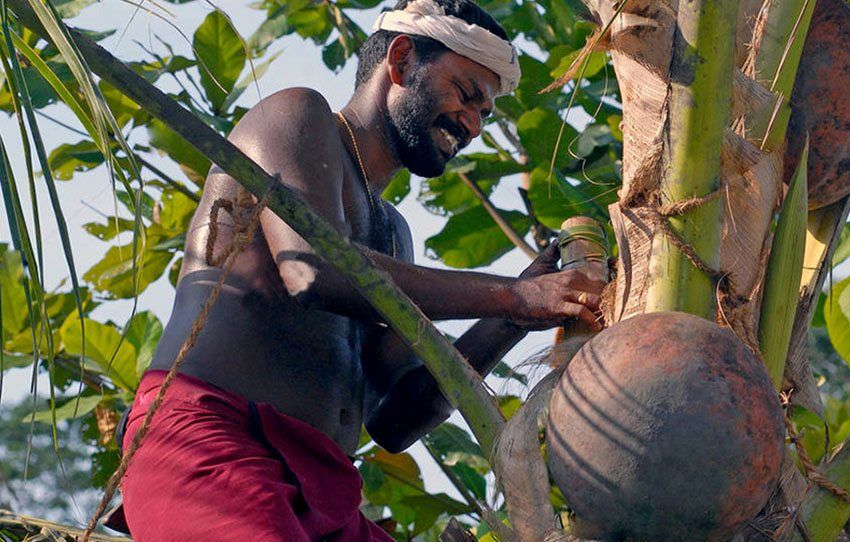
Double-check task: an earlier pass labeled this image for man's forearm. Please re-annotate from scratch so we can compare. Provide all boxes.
[365,318,527,452]
[292,246,518,322]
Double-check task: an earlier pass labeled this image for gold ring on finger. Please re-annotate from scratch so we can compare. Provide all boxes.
[578,292,588,305]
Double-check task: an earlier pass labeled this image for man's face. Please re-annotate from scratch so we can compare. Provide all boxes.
[385,50,499,178]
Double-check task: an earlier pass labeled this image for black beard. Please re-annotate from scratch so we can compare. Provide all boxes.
[384,69,467,178]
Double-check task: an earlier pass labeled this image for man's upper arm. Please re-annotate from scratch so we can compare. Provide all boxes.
[385,204,415,264]
[225,88,346,293]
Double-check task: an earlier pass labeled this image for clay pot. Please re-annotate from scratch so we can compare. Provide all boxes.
[546,312,784,541]
[784,0,850,210]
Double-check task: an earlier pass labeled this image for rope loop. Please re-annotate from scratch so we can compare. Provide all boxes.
[81,188,271,541]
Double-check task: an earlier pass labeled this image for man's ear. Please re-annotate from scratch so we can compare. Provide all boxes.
[386,35,415,86]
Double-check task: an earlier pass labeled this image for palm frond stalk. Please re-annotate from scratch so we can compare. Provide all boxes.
[643,0,737,318]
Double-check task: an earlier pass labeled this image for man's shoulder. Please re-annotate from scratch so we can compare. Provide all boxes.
[260,87,334,116]
[234,87,337,140]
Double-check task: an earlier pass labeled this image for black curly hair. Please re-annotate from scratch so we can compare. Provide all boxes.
[354,0,509,88]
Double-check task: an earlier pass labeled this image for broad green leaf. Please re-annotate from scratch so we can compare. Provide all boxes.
[222,51,281,112]
[82,217,137,241]
[572,124,614,159]
[361,449,427,529]
[100,81,140,128]
[514,54,562,110]
[360,460,385,492]
[156,190,197,233]
[124,311,162,377]
[549,49,606,83]
[419,153,524,215]
[0,350,35,370]
[168,257,182,287]
[833,223,850,267]
[148,119,212,185]
[47,140,104,180]
[826,275,850,367]
[116,190,154,221]
[31,394,104,423]
[526,167,607,228]
[517,107,578,170]
[399,493,472,535]
[45,287,94,322]
[382,169,411,205]
[193,10,247,112]
[423,423,487,471]
[492,360,528,385]
[83,245,173,299]
[425,206,530,268]
[322,39,347,72]
[60,314,138,390]
[420,171,497,216]
[52,0,96,18]
[91,449,121,488]
[607,113,623,142]
[449,461,486,501]
[0,61,72,111]
[336,0,384,8]
[0,244,28,336]
[812,292,827,328]
[790,405,827,465]
[249,8,292,54]
[289,4,332,43]
[497,395,523,420]
[363,449,423,489]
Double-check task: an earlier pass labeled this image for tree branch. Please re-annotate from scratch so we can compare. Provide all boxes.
[457,171,537,259]
[134,154,200,203]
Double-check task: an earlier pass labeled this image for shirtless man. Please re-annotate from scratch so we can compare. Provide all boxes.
[119,0,604,539]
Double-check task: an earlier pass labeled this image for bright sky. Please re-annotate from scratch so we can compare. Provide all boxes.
[0,0,566,505]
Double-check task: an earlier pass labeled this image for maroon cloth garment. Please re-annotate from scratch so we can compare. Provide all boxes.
[121,370,394,542]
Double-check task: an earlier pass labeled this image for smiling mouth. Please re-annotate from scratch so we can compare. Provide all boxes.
[438,127,461,156]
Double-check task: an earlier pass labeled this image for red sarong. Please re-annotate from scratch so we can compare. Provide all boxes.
[121,370,394,541]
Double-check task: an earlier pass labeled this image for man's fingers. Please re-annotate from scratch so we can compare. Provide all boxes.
[565,303,603,331]
[564,290,602,311]
[559,269,607,294]
[536,242,559,264]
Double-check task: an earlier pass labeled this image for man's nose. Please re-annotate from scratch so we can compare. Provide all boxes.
[459,110,482,140]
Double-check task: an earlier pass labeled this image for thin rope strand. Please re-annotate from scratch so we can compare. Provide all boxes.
[81,190,269,541]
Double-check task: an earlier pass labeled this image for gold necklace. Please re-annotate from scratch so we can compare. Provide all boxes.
[336,112,396,257]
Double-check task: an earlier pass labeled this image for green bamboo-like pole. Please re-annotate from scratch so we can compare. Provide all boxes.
[643,0,738,319]
[748,0,817,150]
[758,142,808,388]
[750,0,819,395]
[793,443,850,542]
[6,0,506,454]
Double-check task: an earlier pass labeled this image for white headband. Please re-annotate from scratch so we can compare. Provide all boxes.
[372,0,520,95]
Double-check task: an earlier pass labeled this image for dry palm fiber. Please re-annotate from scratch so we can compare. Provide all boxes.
[492,370,562,542]
[784,196,850,418]
[577,0,781,350]
[0,509,129,542]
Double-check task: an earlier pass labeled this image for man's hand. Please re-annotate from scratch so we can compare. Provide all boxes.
[508,243,605,331]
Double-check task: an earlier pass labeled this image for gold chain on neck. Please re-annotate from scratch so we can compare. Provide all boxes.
[336,111,396,257]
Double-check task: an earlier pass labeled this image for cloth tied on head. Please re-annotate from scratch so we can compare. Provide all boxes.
[372,0,520,95]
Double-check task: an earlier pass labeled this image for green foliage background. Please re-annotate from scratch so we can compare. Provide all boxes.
[0,0,849,539]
